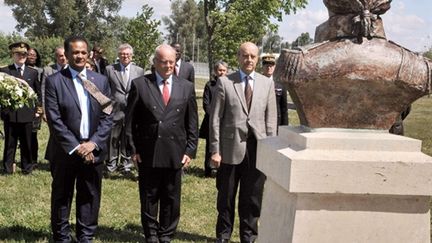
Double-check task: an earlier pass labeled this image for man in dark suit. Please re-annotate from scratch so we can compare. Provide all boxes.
[210,42,277,243]
[92,45,109,75]
[1,42,41,174]
[126,44,198,243]
[261,54,288,127]
[172,43,195,83]
[105,43,144,173]
[45,36,113,242]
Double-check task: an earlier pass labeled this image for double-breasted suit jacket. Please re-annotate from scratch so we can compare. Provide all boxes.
[105,63,144,122]
[126,73,198,169]
[210,71,277,165]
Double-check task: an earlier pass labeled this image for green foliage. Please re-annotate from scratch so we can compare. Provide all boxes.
[262,31,284,53]
[291,32,313,48]
[0,32,25,66]
[202,0,308,76]
[424,47,432,60]
[122,5,162,69]
[28,36,64,66]
[4,0,123,45]
[163,0,208,62]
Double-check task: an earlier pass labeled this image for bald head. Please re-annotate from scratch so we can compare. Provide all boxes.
[237,42,259,75]
[153,44,177,79]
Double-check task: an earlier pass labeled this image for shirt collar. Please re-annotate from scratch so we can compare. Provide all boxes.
[155,71,172,85]
[239,70,255,82]
[176,59,181,67]
[69,66,87,79]
[14,63,24,70]
[120,62,130,71]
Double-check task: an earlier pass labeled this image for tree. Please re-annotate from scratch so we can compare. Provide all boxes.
[263,31,284,53]
[291,32,313,48]
[163,0,207,62]
[202,0,308,78]
[122,5,162,70]
[4,0,123,44]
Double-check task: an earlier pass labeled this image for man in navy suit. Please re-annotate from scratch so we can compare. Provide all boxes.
[126,44,198,243]
[45,36,113,243]
[1,41,41,174]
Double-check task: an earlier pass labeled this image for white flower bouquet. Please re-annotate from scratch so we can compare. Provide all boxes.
[0,72,38,110]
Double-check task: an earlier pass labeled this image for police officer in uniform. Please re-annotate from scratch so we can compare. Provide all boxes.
[261,54,288,127]
[1,42,41,174]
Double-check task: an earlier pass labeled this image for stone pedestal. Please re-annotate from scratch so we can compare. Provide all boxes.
[257,126,432,243]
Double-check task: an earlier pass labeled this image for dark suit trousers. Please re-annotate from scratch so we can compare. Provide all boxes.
[107,119,131,171]
[216,137,266,243]
[51,157,103,242]
[138,166,182,241]
[2,121,33,173]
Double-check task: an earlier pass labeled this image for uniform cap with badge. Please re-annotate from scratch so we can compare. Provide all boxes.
[262,54,276,65]
[9,42,30,54]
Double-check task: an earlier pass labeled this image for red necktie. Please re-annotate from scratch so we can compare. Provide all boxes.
[162,80,170,106]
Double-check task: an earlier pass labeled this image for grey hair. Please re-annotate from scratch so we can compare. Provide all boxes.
[118,43,133,54]
[213,60,228,71]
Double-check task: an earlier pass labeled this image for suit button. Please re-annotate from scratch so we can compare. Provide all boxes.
[153,106,157,110]
[159,121,162,124]
[176,108,180,112]
[158,135,162,138]
[170,136,174,139]
[172,122,176,126]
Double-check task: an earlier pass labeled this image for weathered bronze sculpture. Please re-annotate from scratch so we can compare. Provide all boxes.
[275,0,431,129]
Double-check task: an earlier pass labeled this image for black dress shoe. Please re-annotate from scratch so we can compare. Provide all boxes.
[145,236,159,243]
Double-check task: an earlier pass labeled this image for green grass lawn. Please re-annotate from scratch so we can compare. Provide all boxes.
[0,96,431,242]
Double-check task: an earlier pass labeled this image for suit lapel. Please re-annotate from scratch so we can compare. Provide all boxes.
[62,69,81,112]
[167,75,182,110]
[232,72,249,114]
[113,63,127,91]
[146,73,166,110]
[126,65,137,92]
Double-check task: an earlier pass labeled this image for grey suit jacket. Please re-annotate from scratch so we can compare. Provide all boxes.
[42,64,61,110]
[105,63,144,121]
[210,71,277,165]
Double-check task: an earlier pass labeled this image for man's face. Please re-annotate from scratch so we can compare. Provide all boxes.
[13,52,27,65]
[66,41,88,71]
[55,48,68,67]
[154,48,176,80]
[238,44,258,75]
[262,63,275,78]
[173,44,181,61]
[118,48,133,66]
[27,49,37,65]
[215,65,227,77]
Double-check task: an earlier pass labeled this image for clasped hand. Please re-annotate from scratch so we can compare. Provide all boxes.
[76,142,96,164]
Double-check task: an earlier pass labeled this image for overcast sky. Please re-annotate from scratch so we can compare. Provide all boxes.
[1,0,431,52]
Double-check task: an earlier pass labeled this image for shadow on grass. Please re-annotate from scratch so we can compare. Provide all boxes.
[0,225,50,242]
[97,224,216,242]
[183,166,206,178]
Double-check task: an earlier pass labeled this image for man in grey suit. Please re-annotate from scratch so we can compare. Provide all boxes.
[42,47,68,165]
[210,42,277,243]
[42,47,68,118]
[105,43,145,173]
[172,43,195,83]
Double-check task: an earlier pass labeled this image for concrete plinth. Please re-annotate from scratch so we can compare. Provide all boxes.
[257,126,432,243]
